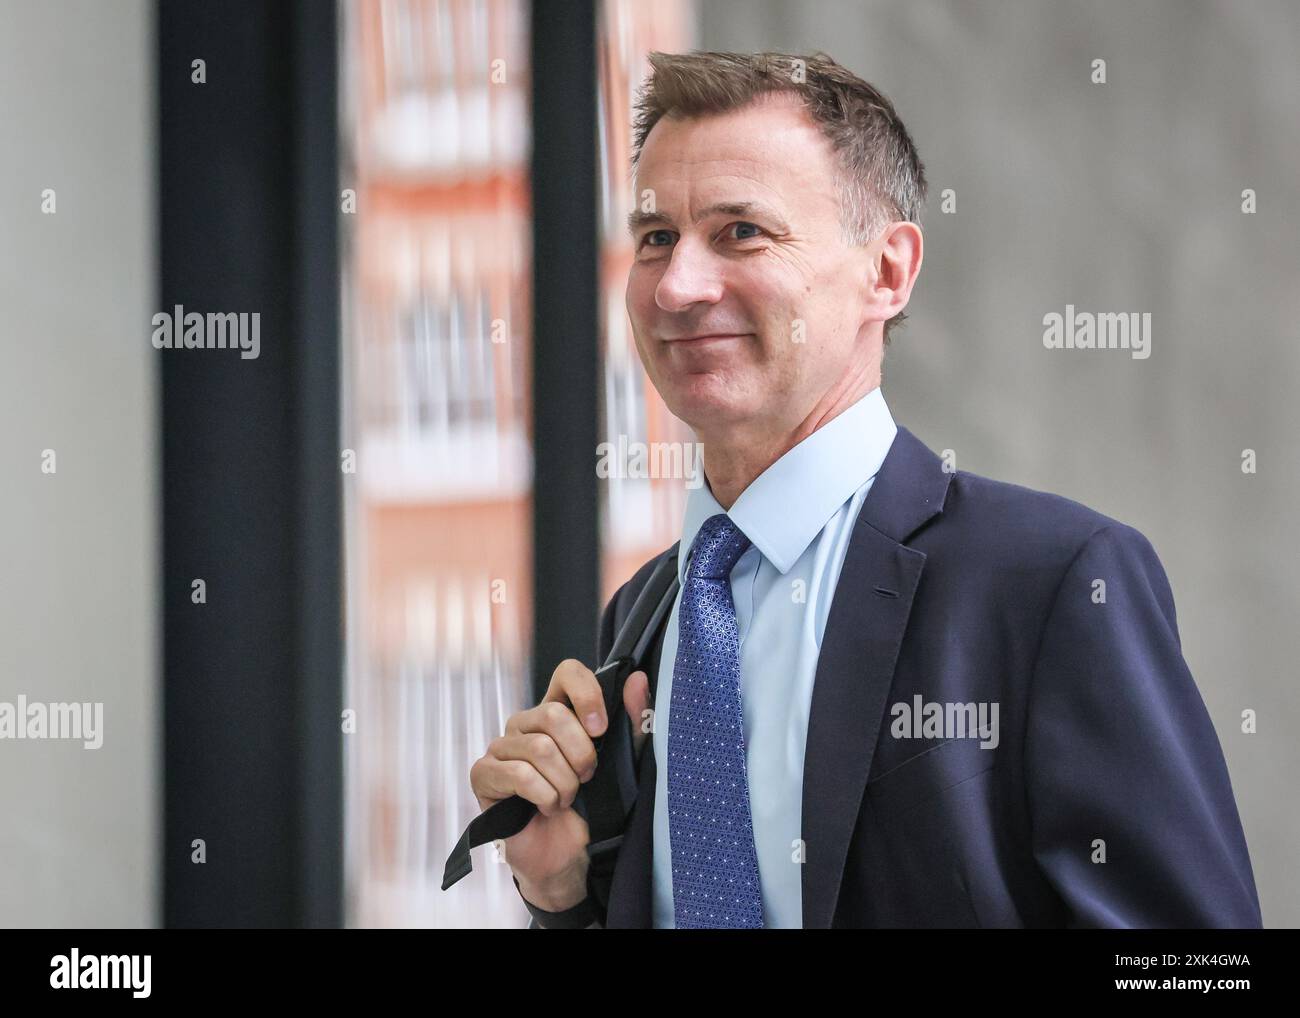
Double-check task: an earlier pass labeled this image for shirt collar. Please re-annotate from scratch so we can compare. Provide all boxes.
[677,385,898,581]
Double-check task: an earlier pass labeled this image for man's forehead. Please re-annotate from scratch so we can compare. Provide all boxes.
[629,157,836,238]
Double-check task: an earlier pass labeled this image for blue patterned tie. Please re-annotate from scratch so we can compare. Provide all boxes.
[667,512,764,928]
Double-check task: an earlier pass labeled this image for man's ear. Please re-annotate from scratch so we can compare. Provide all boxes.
[871,221,923,321]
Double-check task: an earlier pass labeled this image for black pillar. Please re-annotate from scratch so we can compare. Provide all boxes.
[159,0,342,927]
[531,0,601,701]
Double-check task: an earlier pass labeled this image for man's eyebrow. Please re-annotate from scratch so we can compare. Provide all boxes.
[625,200,790,237]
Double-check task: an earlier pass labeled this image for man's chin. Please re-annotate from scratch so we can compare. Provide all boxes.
[662,384,753,432]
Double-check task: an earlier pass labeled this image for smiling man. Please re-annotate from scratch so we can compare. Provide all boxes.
[469,50,1262,929]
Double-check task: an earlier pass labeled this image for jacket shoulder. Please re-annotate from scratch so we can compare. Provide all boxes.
[938,466,1159,569]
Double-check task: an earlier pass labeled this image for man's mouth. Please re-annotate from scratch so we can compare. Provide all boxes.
[666,333,753,345]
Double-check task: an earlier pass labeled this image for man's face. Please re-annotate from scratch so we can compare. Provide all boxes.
[625,94,884,434]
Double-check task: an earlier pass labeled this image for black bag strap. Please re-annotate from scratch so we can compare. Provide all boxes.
[441,544,680,893]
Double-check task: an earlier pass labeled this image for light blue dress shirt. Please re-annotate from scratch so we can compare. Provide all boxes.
[652,385,899,928]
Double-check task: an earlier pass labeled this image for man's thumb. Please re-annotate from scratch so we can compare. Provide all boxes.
[622,670,652,755]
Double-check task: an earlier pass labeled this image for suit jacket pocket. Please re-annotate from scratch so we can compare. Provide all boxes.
[865,737,999,817]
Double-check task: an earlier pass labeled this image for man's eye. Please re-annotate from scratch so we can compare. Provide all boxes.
[644,230,674,247]
[729,222,762,240]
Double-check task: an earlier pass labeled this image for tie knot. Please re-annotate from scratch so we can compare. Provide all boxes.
[688,513,752,580]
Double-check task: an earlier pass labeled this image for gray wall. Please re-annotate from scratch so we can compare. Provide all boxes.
[0,0,157,926]
[698,0,1298,926]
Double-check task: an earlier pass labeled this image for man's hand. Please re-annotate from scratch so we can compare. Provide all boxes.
[468,658,649,912]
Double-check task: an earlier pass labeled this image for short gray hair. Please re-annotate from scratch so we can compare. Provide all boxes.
[631,50,928,344]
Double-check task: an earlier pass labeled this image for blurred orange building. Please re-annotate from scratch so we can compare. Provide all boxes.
[341,0,695,928]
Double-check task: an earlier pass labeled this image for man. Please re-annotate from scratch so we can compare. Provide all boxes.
[468,50,1262,928]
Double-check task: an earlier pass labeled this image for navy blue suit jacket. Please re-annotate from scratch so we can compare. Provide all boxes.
[595,425,1262,928]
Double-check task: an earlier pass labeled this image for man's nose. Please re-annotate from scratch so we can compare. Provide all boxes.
[654,239,724,312]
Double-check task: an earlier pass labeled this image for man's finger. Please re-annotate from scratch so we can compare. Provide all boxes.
[623,670,651,755]
[540,658,607,737]
[510,702,598,784]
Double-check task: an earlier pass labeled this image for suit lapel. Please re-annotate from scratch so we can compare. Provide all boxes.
[800,425,952,927]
